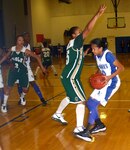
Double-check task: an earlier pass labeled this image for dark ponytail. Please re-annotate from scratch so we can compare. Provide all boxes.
[64,26,79,38]
[68,26,79,37]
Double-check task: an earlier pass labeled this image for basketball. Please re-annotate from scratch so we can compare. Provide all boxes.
[89,73,106,89]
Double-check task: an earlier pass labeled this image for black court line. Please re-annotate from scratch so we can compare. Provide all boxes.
[0,91,65,129]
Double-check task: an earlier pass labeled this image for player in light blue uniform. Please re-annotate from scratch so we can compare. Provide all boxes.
[76,38,124,141]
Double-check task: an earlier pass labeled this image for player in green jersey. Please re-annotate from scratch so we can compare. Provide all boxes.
[52,5,106,142]
[34,41,57,77]
[0,35,46,113]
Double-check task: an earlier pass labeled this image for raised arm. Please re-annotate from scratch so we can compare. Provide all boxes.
[82,4,106,39]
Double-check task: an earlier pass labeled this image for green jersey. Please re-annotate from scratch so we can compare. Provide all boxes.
[61,34,84,79]
[10,46,27,72]
[7,46,28,87]
[41,47,51,62]
[41,47,52,67]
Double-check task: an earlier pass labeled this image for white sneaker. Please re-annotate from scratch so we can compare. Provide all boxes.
[52,113,68,125]
[73,126,85,134]
[18,98,26,106]
[1,105,8,113]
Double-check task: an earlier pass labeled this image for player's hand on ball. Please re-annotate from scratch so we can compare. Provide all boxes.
[89,73,106,89]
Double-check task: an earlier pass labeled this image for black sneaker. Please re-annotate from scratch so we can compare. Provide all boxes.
[90,123,106,134]
[40,98,47,106]
[75,130,95,142]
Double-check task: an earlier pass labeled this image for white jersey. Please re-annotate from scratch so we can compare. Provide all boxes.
[24,43,35,81]
[90,49,121,107]
[0,65,4,88]
[24,43,31,66]
[11,46,26,53]
[96,49,120,83]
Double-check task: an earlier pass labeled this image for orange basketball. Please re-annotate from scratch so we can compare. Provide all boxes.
[89,73,106,89]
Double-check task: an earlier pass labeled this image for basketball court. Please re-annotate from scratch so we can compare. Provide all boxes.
[0,0,130,149]
[0,53,130,150]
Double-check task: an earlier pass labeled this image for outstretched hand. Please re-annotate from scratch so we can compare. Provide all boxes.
[97,4,106,17]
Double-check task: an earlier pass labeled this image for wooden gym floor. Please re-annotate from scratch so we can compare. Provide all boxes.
[0,53,130,150]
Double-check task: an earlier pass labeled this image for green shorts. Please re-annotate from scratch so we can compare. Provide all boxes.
[7,69,29,88]
[42,60,52,68]
[61,76,86,104]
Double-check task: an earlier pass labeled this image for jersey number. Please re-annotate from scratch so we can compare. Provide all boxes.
[15,63,19,69]
[44,52,50,57]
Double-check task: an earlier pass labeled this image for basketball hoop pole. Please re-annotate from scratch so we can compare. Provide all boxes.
[111,0,121,27]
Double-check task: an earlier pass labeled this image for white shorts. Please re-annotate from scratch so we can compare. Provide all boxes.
[27,65,35,82]
[90,78,121,107]
[0,68,4,88]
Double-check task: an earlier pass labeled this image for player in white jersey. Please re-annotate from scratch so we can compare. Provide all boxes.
[0,65,4,104]
[17,32,47,105]
[76,38,124,141]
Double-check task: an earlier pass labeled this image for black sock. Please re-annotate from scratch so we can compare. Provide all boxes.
[95,118,103,125]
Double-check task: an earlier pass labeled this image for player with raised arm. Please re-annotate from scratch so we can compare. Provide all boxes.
[52,5,106,142]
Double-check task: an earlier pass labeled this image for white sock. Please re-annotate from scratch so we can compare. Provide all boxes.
[3,95,9,106]
[56,97,70,114]
[76,103,85,127]
[20,92,26,99]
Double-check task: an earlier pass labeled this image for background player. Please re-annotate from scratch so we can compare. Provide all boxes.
[0,35,46,113]
[17,32,47,105]
[0,48,4,106]
[76,38,124,141]
[52,5,106,142]
[34,41,57,77]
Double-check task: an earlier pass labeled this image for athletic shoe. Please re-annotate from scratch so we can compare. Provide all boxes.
[18,98,26,106]
[1,105,8,113]
[73,126,85,134]
[40,98,47,106]
[75,130,95,142]
[90,123,106,134]
[52,113,68,125]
